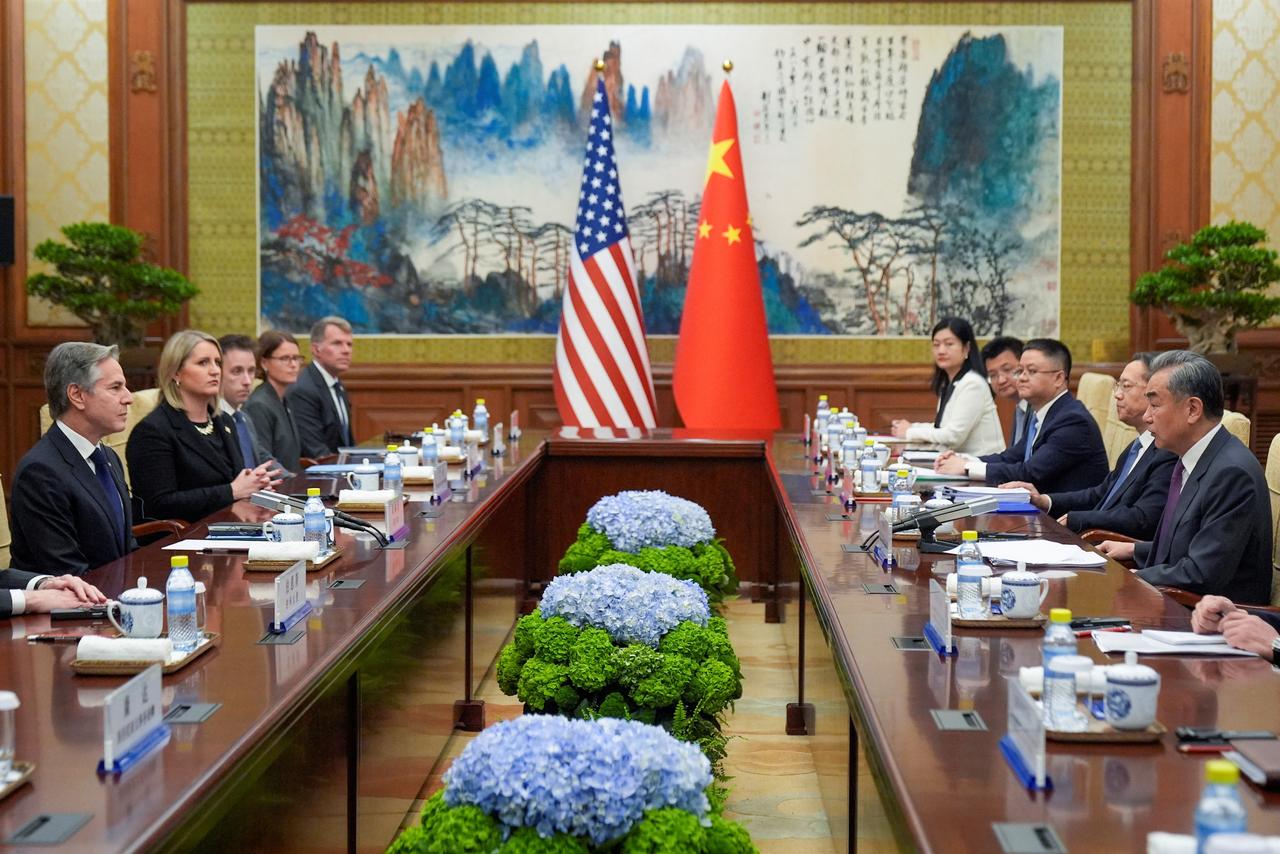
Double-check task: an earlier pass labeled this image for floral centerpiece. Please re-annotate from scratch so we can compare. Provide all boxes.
[558,491,738,603]
[496,565,742,770]
[387,716,756,853]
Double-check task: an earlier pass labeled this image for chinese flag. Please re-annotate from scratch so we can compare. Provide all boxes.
[673,81,780,431]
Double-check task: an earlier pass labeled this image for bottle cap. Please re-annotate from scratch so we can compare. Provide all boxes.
[845,420,855,429]
[386,444,397,452]
[865,438,875,446]
[897,468,910,476]
[476,398,485,404]
[170,555,188,569]
[194,582,206,595]
[1206,759,1239,785]
[962,530,978,542]
[0,691,19,712]
[819,394,828,401]
[1049,607,1072,623]
[307,487,321,497]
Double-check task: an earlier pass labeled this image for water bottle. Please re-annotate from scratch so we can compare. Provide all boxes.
[955,530,987,619]
[826,418,845,458]
[859,453,880,493]
[472,398,489,437]
[840,422,861,466]
[383,445,403,496]
[1042,607,1077,667]
[421,428,439,464]
[815,395,831,438]
[1042,653,1090,731]
[430,423,446,453]
[449,411,466,447]
[303,487,329,553]
[889,467,913,505]
[0,692,19,778]
[1196,760,1248,851]
[166,554,198,653]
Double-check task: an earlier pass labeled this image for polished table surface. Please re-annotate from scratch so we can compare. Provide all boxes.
[768,436,1280,851]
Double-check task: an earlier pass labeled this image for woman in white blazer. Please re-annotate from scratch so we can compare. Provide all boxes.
[891,317,1006,456]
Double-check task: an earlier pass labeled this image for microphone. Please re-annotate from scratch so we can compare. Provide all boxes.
[894,496,1002,554]
[251,491,390,546]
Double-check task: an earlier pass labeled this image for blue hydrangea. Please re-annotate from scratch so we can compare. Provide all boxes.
[540,564,709,647]
[586,490,716,553]
[443,715,711,845]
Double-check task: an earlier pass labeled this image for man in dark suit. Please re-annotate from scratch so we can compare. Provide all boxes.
[981,336,1027,445]
[286,316,354,457]
[217,334,275,471]
[936,338,1109,493]
[0,569,107,618]
[1100,351,1272,604]
[1191,596,1279,662]
[1003,353,1177,539]
[11,342,140,576]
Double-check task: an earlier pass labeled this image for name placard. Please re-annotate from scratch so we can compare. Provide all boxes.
[271,559,311,634]
[1001,675,1051,790]
[466,441,483,476]
[100,664,167,774]
[508,410,521,440]
[802,413,811,444]
[492,423,506,456]
[925,579,954,655]
[431,461,451,503]
[384,495,408,542]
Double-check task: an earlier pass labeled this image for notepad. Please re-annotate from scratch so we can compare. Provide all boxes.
[945,539,1106,567]
[1091,629,1256,657]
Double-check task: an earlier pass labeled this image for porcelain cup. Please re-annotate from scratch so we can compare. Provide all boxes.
[999,570,1049,619]
[263,512,304,543]
[107,577,164,638]
[1104,650,1160,731]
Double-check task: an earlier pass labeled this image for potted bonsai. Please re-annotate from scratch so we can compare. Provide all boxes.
[25,222,198,347]
[1130,221,1280,355]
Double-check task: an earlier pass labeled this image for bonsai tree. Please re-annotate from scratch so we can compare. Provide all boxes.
[26,222,198,347]
[1130,221,1280,353]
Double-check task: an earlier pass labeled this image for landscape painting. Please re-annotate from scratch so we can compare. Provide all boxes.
[256,25,1062,337]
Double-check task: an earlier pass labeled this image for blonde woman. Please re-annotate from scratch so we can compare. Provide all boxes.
[127,330,278,522]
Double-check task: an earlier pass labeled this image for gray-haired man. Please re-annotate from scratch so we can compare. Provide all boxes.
[1099,351,1272,604]
[9,342,137,585]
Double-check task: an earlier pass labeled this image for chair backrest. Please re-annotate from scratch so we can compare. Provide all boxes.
[1221,409,1252,450]
[1266,434,1280,606]
[1101,393,1139,468]
[38,389,161,489]
[0,475,10,567]
[1076,372,1113,432]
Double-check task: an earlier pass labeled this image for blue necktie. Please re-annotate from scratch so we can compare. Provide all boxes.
[1022,412,1038,462]
[90,446,126,552]
[233,411,257,468]
[1101,439,1142,508]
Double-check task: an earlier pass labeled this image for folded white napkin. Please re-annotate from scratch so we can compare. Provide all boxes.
[465,429,486,444]
[945,573,1001,598]
[247,541,320,562]
[1018,665,1110,695]
[77,636,173,663]
[437,446,465,461]
[338,488,395,505]
[400,466,435,482]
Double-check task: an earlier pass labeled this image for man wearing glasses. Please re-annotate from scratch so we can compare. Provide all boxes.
[980,336,1027,446]
[936,338,1109,493]
[1001,352,1177,539]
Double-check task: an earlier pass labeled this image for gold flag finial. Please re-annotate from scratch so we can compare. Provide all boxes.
[594,58,606,71]
[722,60,734,73]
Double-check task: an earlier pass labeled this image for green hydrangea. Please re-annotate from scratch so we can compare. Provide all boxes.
[499,827,590,853]
[496,644,527,696]
[518,659,569,711]
[553,682,581,713]
[556,526,738,604]
[568,627,616,691]
[620,808,706,853]
[658,621,710,661]
[704,814,758,854]
[705,629,741,680]
[557,523,613,574]
[386,824,426,854]
[513,611,544,657]
[631,654,696,709]
[416,793,502,853]
[597,691,631,719]
[613,644,662,688]
[534,616,579,664]
[686,659,739,711]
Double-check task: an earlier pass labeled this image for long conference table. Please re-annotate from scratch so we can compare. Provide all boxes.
[0,429,1276,852]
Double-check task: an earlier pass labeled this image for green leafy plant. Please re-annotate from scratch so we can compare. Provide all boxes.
[26,222,199,346]
[1130,221,1280,353]
[559,523,739,605]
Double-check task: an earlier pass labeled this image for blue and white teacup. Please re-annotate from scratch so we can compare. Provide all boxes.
[107,577,164,638]
[263,512,304,543]
[1104,650,1160,731]
[999,569,1049,619]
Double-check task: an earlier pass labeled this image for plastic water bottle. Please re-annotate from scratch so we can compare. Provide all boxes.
[1042,653,1090,731]
[889,467,913,505]
[430,423,446,453]
[166,554,198,653]
[1196,760,1248,852]
[840,422,861,466]
[859,453,880,493]
[472,398,489,437]
[955,530,987,619]
[815,395,831,437]
[449,411,466,447]
[383,445,403,496]
[1042,607,1077,667]
[303,486,329,553]
[421,428,439,464]
[826,418,845,457]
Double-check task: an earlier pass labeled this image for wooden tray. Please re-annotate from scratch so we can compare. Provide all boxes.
[244,545,343,572]
[1047,719,1165,744]
[953,613,1047,629]
[0,762,34,801]
[335,495,410,513]
[72,632,221,676]
[892,530,922,541]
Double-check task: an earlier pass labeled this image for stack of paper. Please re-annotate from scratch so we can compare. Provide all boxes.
[945,539,1106,567]
[1092,629,1256,657]
[902,450,941,465]
[942,485,1032,503]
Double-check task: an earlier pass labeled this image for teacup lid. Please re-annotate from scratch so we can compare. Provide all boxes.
[0,691,19,711]
[120,577,163,604]
[274,511,303,522]
[1106,650,1159,684]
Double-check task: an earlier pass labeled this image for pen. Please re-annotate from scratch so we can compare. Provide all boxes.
[1075,626,1131,637]
[27,635,82,644]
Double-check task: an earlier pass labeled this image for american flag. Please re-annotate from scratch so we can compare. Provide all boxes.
[553,78,657,429]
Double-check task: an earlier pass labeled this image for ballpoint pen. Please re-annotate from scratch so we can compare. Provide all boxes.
[26,635,83,644]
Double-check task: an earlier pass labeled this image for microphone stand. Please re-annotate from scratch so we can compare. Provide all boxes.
[252,491,390,547]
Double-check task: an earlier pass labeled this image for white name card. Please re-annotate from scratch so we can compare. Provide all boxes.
[509,409,521,440]
[466,441,483,475]
[103,663,163,771]
[928,579,953,654]
[1004,675,1049,789]
[492,423,506,456]
[432,461,450,502]
[802,413,811,442]
[384,495,407,541]
[273,559,309,632]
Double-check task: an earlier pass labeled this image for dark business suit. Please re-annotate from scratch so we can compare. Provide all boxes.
[243,382,302,471]
[1047,439,1178,539]
[10,425,137,576]
[0,570,48,618]
[979,393,1109,493]
[127,401,245,523]
[1135,428,1272,605]
[286,363,351,458]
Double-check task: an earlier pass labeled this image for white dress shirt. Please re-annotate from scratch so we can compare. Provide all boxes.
[1180,423,1224,478]
[312,361,349,432]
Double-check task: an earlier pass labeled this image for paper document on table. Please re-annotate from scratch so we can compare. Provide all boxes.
[945,539,1106,567]
[1092,630,1255,657]
[1142,630,1240,646]
[902,450,941,464]
[942,485,1032,503]
[163,539,257,552]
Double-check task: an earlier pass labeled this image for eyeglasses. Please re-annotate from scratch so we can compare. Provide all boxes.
[1012,367,1063,380]
[265,355,304,365]
[1112,379,1144,393]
